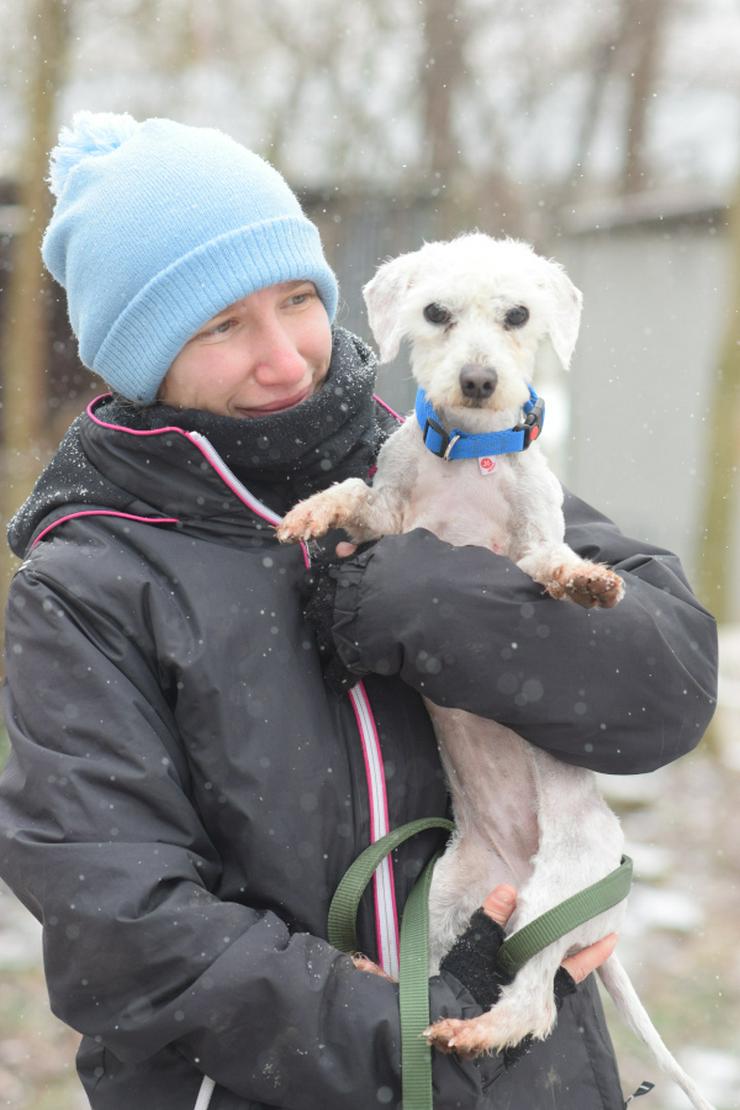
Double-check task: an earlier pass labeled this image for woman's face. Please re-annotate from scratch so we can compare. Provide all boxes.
[159,280,333,416]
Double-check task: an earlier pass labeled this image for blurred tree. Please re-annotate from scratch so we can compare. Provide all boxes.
[0,0,71,661]
[548,0,671,214]
[453,1,631,238]
[418,0,467,225]
[249,0,358,178]
[697,180,740,625]
[0,0,737,624]
[618,0,669,195]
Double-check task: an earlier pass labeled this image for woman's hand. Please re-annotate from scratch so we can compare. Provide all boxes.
[482,885,618,983]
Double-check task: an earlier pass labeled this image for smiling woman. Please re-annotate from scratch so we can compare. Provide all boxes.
[0,110,718,1110]
[159,280,333,416]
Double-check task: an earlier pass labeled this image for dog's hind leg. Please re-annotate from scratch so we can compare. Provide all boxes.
[425,944,564,1055]
[427,752,626,1054]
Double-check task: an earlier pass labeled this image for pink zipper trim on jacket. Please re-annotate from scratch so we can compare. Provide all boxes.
[82,394,400,1108]
[372,394,404,424]
[347,682,401,978]
[86,394,398,965]
[368,396,404,480]
[298,551,400,976]
[32,509,180,548]
[86,395,310,564]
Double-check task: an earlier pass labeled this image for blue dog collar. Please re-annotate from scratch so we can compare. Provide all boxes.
[415,385,545,461]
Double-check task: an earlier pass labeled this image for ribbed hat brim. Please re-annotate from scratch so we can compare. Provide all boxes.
[91,215,338,402]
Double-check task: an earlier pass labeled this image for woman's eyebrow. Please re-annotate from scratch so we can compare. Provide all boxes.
[204,281,313,327]
[208,302,240,321]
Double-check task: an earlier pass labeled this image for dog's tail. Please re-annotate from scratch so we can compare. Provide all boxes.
[597,954,715,1110]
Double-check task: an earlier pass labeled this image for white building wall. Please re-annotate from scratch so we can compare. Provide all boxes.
[556,222,738,619]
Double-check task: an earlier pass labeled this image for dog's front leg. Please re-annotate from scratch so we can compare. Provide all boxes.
[507,452,624,608]
[276,479,405,544]
[278,418,419,544]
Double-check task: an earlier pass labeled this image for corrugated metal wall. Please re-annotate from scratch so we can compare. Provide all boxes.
[3,189,735,616]
[306,191,443,413]
[306,192,738,617]
[557,220,737,615]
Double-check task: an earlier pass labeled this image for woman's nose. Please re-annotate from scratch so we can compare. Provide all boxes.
[250,325,307,387]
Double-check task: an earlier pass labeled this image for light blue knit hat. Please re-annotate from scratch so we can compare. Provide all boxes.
[42,112,339,403]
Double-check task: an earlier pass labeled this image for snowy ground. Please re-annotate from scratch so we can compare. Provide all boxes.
[0,891,86,1109]
[598,625,740,1110]
[0,628,738,1109]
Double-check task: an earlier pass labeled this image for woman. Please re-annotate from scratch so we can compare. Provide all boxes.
[0,113,717,1109]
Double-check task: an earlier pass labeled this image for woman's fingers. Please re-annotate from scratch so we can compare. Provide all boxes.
[561,933,618,984]
[335,541,358,558]
[481,884,517,927]
[479,883,617,985]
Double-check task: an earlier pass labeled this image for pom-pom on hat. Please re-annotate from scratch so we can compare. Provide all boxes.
[42,112,339,403]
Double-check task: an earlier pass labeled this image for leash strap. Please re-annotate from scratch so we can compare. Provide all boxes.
[327,817,454,1110]
[496,855,633,976]
[399,849,446,1110]
[327,817,454,955]
[329,827,632,1109]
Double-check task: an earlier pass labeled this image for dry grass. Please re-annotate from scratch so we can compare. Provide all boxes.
[599,733,740,1108]
[0,962,84,1110]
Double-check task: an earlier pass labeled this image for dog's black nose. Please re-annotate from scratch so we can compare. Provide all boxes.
[459,364,498,401]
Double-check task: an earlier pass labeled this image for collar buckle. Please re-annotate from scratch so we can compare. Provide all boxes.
[423,416,454,459]
[443,433,462,460]
[513,397,545,449]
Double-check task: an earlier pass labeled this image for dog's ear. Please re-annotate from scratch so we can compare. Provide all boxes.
[540,258,583,370]
[362,252,419,363]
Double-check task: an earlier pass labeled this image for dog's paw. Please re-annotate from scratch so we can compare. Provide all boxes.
[423,1017,487,1059]
[351,953,396,981]
[276,496,344,543]
[545,563,624,609]
[425,995,556,1057]
[424,1013,528,1058]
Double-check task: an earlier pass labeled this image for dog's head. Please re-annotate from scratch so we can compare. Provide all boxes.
[362,234,582,418]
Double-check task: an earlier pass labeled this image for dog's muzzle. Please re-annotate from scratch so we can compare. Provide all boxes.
[459,364,497,402]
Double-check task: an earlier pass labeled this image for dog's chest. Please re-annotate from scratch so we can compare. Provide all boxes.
[401,451,518,552]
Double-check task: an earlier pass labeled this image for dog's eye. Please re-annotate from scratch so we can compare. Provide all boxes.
[423,303,453,326]
[504,305,529,328]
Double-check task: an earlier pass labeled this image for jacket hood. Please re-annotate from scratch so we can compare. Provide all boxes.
[8,327,397,557]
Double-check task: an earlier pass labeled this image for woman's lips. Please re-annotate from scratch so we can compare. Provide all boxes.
[235,385,312,416]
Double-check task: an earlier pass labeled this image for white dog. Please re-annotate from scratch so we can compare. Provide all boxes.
[277,234,713,1110]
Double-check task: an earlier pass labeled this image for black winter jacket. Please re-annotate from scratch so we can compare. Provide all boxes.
[0,334,717,1109]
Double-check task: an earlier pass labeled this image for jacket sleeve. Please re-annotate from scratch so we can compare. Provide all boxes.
[0,563,502,1109]
[331,487,718,774]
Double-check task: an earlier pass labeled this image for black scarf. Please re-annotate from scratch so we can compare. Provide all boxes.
[8,328,394,556]
[102,327,385,513]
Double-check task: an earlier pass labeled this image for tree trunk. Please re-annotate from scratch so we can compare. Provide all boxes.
[619,0,667,195]
[418,0,469,237]
[0,0,70,670]
[696,183,740,625]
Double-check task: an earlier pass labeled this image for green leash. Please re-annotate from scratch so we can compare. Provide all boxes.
[398,850,447,1110]
[327,817,454,956]
[328,817,454,1110]
[497,854,633,976]
[328,821,632,1109]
